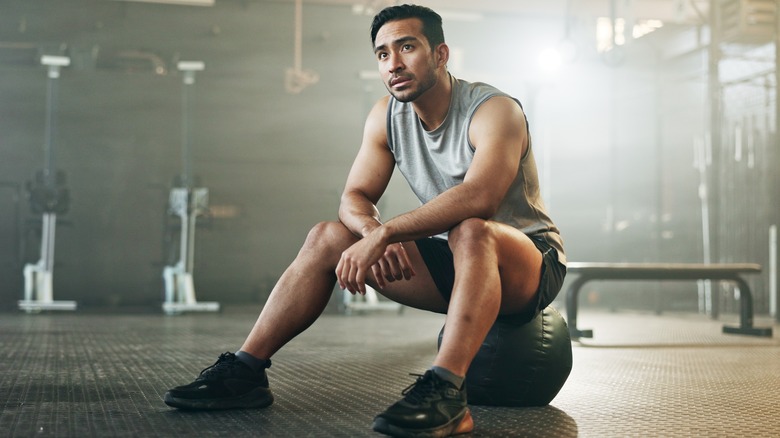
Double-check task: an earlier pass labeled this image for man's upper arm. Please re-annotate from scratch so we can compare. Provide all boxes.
[465,96,528,212]
[342,96,396,204]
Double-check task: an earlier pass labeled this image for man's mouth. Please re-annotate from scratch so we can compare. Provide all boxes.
[390,76,411,88]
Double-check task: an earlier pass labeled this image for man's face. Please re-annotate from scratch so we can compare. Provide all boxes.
[373,18,440,103]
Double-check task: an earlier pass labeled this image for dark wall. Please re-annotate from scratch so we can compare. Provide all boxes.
[0,0,386,307]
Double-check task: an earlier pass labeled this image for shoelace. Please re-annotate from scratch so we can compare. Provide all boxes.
[401,372,439,405]
[199,352,239,380]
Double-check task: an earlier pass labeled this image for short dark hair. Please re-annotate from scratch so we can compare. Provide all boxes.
[370,4,444,49]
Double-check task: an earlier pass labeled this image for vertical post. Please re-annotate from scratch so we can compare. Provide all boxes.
[284,0,318,93]
[182,74,191,189]
[40,213,56,302]
[42,213,56,273]
[294,0,302,73]
[707,1,722,261]
[179,199,190,273]
[774,0,780,323]
[176,61,203,274]
[770,225,777,321]
[40,56,69,274]
[653,48,665,314]
[178,61,203,189]
[696,136,714,316]
[42,56,68,190]
[707,0,723,317]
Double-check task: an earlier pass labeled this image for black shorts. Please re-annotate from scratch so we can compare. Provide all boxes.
[415,235,567,326]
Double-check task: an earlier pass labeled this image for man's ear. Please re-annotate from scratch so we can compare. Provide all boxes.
[435,43,449,68]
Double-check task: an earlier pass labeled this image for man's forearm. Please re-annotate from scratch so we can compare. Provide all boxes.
[340,178,499,245]
[381,181,496,244]
[338,190,384,238]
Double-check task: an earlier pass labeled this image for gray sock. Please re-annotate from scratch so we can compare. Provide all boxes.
[431,366,465,389]
[235,350,269,373]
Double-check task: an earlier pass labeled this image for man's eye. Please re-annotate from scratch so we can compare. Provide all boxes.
[402,44,413,51]
[378,53,387,60]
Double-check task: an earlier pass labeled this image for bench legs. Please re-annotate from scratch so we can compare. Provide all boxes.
[565,276,593,339]
[566,276,773,339]
[721,276,774,337]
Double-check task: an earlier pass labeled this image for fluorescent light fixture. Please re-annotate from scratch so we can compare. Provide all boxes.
[178,61,205,71]
[41,55,71,67]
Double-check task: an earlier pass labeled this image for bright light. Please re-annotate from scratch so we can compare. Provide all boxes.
[596,17,614,52]
[597,17,664,53]
[538,47,563,73]
[633,19,664,39]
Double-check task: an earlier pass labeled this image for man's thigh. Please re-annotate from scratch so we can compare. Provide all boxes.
[367,241,450,314]
[431,221,564,323]
[490,223,565,323]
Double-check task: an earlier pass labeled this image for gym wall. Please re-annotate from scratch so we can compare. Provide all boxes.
[1,0,774,314]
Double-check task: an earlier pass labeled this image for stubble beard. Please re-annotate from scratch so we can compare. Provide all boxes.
[386,64,438,103]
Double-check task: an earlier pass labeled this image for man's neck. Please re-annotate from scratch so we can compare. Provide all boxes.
[412,72,452,131]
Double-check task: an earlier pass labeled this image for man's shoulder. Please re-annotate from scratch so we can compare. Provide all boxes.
[451,77,521,119]
[453,77,517,107]
[454,77,504,97]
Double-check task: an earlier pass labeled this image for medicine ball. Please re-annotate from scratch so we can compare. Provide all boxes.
[437,306,573,407]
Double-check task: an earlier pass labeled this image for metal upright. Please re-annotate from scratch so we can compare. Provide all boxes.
[162,61,219,315]
[19,55,77,313]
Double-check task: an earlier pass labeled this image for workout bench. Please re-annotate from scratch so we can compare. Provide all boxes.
[565,262,774,339]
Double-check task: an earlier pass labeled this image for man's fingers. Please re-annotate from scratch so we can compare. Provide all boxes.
[337,253,359,293]
[392,243,415,280]
[372,264,386,289]
[349,264,361,294]
[338,241,416,294]
[379,259,399,288]
[341,256,366,295]
[335,257,346,290]
[355,266,367,294]
[400,245,416,279]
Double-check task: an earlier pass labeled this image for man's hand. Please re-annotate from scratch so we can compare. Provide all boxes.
[372,242,416,289]
[336,229,415,294]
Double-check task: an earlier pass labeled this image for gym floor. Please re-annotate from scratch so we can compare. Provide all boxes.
[1,305,778,437]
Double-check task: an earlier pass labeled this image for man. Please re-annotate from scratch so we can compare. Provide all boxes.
[164,4,566,437]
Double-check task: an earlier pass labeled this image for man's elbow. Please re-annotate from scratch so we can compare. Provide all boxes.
[461,180,507,220]
[471,198,500,220]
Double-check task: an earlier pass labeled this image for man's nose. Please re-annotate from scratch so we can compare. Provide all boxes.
[387,53,404,73]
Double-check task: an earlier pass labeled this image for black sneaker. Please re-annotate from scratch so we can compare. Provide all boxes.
[164,352,274,410]
[372,370,473,437]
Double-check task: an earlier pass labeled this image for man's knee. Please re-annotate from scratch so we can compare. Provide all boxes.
[448,218,495,252]
[303,221,356,255]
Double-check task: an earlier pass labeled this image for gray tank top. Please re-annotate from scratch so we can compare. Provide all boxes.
[386,76,565,262]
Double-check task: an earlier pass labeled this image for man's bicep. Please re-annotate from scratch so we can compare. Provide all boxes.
[466,97,526,192]
[343,141,395,204]
[343,97,395,204]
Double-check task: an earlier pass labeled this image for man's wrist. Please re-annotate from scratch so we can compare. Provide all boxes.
[360,220,381,238]
[362,221,394,243]
[374,222,394,244]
